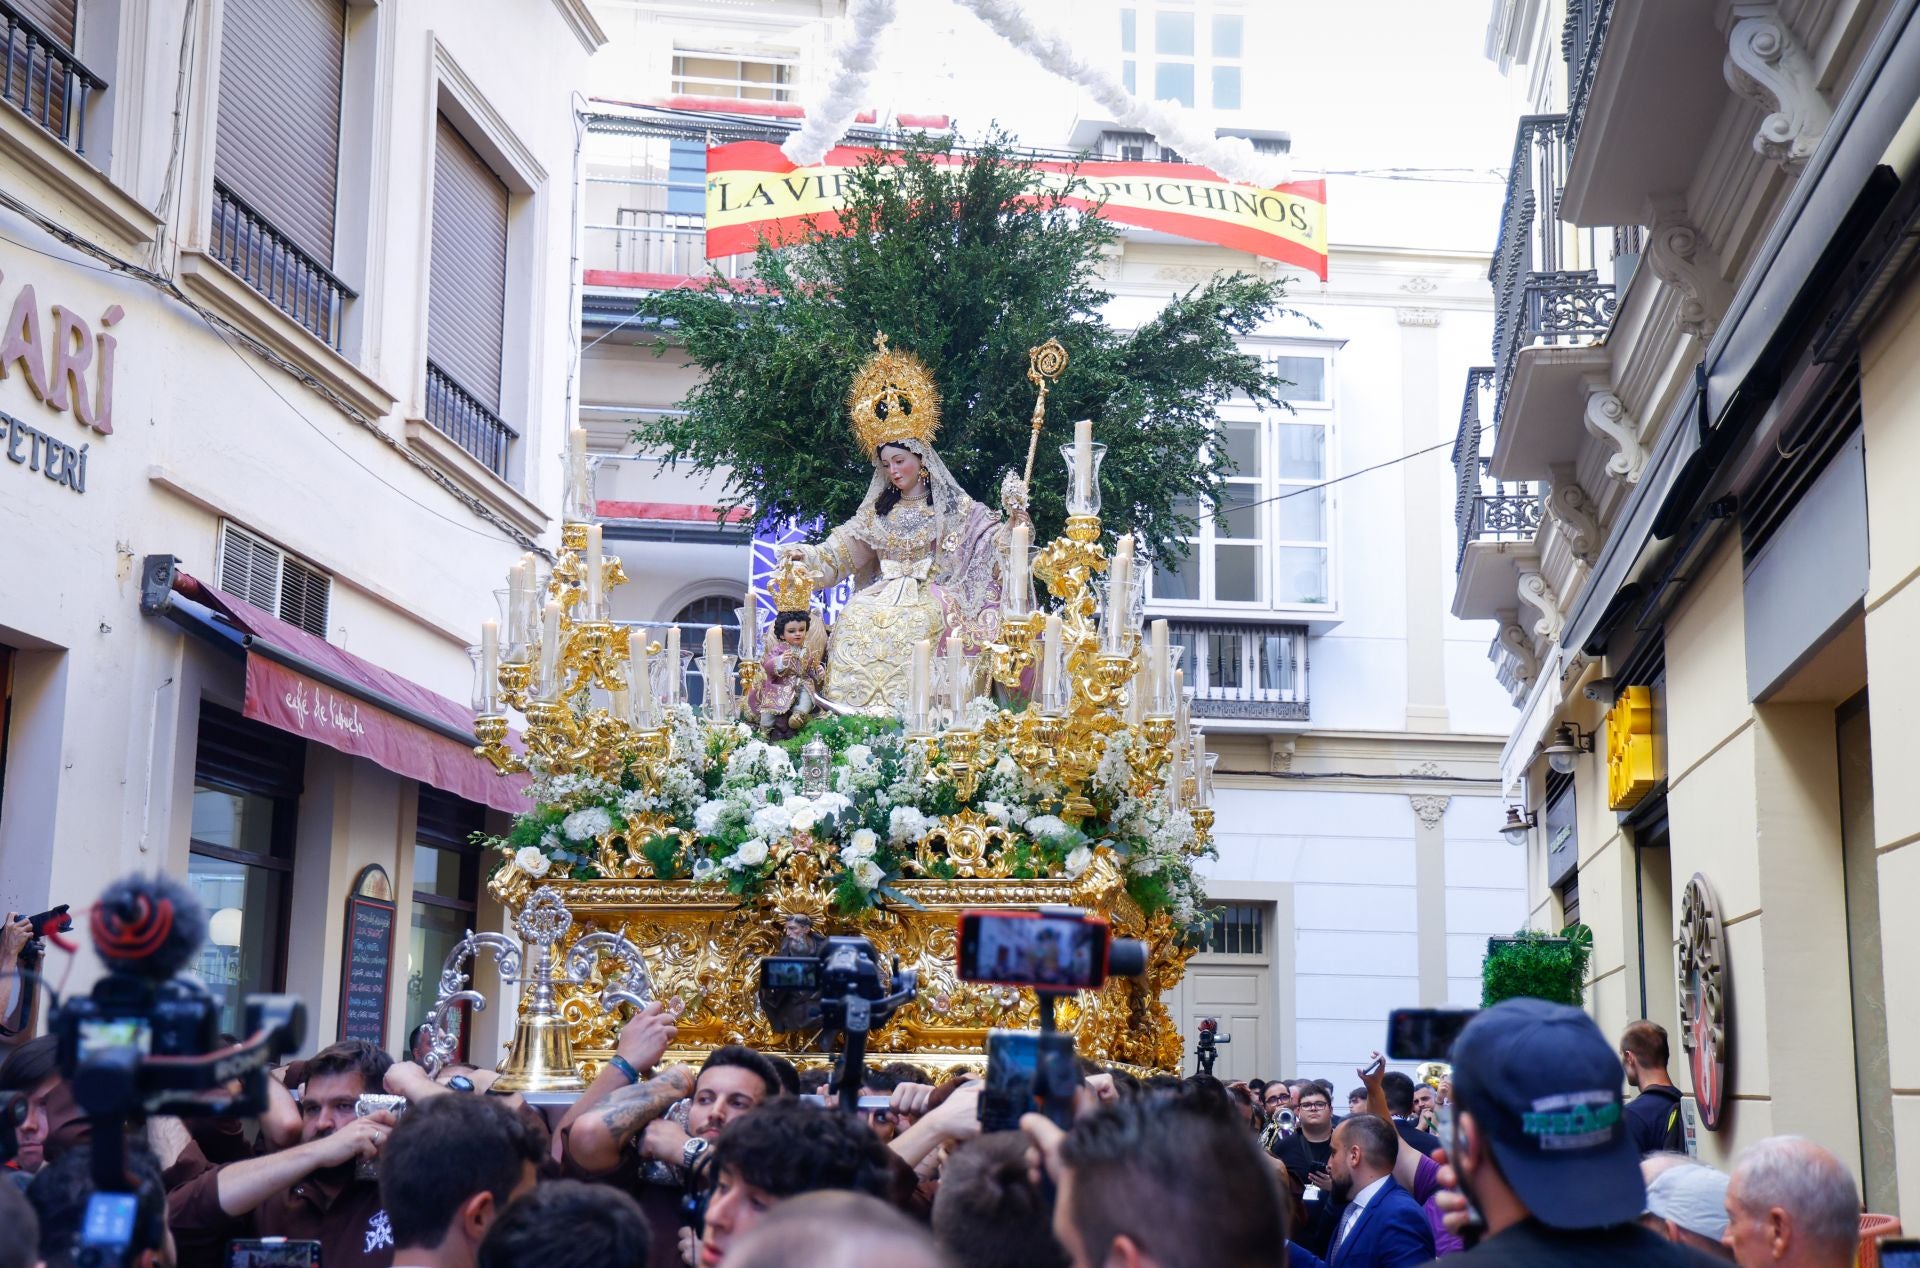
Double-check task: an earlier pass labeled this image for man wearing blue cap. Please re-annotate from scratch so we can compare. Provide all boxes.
[1438,998,1725,1265]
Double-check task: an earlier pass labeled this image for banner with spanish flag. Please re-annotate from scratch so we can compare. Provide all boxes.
[704,142,1329,281]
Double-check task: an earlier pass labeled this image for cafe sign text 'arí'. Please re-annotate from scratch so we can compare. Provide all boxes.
[0,270,118,496]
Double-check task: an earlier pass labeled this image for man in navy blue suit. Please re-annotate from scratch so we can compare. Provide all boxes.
[1286,1113,1435,1268]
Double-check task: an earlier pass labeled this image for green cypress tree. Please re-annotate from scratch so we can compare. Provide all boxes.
[630,132,1296,562]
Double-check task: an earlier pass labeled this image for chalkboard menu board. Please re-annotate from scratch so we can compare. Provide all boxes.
[339,866,396,1046]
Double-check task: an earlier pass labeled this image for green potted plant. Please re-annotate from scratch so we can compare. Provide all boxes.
[1482,924,1593,1007]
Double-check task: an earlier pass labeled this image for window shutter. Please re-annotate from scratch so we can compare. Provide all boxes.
[217,522,281,614]
[427,115,509,412]
[196,702,305,798]
[214,0,345,263]
[277,555,331,637]
[216,522,332,639]
[12,0,77,47]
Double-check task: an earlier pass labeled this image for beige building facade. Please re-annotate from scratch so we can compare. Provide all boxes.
[0,0,600,1060]
[1461,0,1920,1218]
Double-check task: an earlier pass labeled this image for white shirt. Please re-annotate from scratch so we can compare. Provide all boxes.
[1334,1175,1392,1251]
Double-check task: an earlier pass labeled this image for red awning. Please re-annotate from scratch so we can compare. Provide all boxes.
[175,573,531,816]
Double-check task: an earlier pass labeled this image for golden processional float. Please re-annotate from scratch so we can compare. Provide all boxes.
[439,336,1220,1091]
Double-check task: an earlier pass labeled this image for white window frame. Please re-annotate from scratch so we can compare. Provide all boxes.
[1209,11,1244,110]
[1149,341,1340,617]
[1147,3,1197,109]
[670,48,798,101]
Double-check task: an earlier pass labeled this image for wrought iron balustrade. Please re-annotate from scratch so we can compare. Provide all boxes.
[211,181,356,350]
[1167,620,1308,722]
[425,361,516,479]
[1562,0,1614,159]
[1453,365,1541,567]
[583,176,755,280]
[0,0,105,158]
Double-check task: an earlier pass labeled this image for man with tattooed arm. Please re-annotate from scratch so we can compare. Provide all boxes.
[557,1002,782,1268]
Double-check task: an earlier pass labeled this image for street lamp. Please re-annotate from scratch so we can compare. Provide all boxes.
[1500,805,1536,847]
[1543,722,1595,774]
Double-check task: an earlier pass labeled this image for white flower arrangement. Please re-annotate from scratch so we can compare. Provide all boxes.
[1025,815,1071,843]
[843,743,873,767]
[851,858,886,890]
[1064,845,1093,877]
[513,846,551,878]
[889,806,931,844]
[561,806,614,842]
[751,802,794,839]
[844,827,879,859]
[734,838,770,867]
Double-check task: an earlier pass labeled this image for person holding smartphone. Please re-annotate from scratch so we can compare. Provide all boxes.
[1269,1084,1342,1257]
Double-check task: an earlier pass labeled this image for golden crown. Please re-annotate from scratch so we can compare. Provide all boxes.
[766,555,818,614]
[848,332,940,457]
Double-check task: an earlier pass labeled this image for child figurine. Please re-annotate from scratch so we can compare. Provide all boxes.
[750,611,828,736]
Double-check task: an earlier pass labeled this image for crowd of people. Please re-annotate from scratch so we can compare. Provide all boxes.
[0,995,1878,1268]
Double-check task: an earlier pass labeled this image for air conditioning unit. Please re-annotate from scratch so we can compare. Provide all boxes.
[216,521,331,639]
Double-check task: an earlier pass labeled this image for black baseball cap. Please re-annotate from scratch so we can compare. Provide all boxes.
[1451,997,1645,1229]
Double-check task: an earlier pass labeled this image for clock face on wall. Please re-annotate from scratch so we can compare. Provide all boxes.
[1676,873,1728,1130]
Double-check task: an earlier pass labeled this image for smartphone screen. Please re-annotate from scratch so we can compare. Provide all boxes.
[979,1029,1078,1131]
[1878,1241,1920,1268]
[1385,1007,1477,1062]
[227,1238,323,1268]
[957,911,1110,989]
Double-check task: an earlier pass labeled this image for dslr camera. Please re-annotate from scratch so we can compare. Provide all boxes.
[761,933,917,1110]
[51,873,304,1262]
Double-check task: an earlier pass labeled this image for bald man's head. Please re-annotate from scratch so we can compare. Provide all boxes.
[725,1191,950,1268]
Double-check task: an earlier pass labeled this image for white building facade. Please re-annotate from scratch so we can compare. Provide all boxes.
[574,0,1527,1084]
[0,0,599,1058]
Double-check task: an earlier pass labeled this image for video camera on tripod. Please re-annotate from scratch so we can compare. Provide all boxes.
[956,906,1147,1131]
[1194,1016,1230,1077]
[760,933,917,1112]
[50,875,304,1265]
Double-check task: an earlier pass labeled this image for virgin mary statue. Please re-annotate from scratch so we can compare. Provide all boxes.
[786,334,1029,713]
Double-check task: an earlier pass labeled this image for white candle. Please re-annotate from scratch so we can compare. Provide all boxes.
[665,626,681,704]
[1043,613,1063,688]
[946,632,967,713]
[742,590,758,658]
[540,600,562,699]
[568,427,589,506]
[1073,419,1093,505]
[1150,619,1170,710]
[704,624,725,708]
[1008,522,1031,613]
[1127,661,1147,725]
[480,620,499,708]
[584,525,603,611]
[1109,534,1134,642]
[911,639,931,719]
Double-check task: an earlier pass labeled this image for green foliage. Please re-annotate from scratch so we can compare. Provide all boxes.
[631,133,1295,561]
[1482,924,1594,1008]
[775,713,899,758]
[640,835,684,881]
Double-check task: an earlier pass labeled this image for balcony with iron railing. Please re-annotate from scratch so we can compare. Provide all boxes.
[1452,366,1542,573]
[424,361,516,479]
[1,0,105,159]
[1167,620,1308,723]
[1488,115,1621,433]
[1561,0,1612,159]
[583,171,756,286]
[210,181,356,350]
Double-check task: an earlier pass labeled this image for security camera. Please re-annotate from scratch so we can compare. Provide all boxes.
[1582,677,1617,705]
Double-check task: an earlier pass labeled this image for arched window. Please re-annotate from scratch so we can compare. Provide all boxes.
[673,593,742,707]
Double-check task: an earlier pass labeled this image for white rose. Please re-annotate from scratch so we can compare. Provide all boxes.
[844,744,872,767]
[734,838,770,867]
[790,807,819,835]
[513,847,551,878]
[815,791,852,816]
[845,828,879,859]
[1065,845,1093,877]
[852,859,886,890]
[981,800,1012,824]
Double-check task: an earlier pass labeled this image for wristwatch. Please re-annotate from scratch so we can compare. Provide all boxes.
[681,1137,709,1170]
